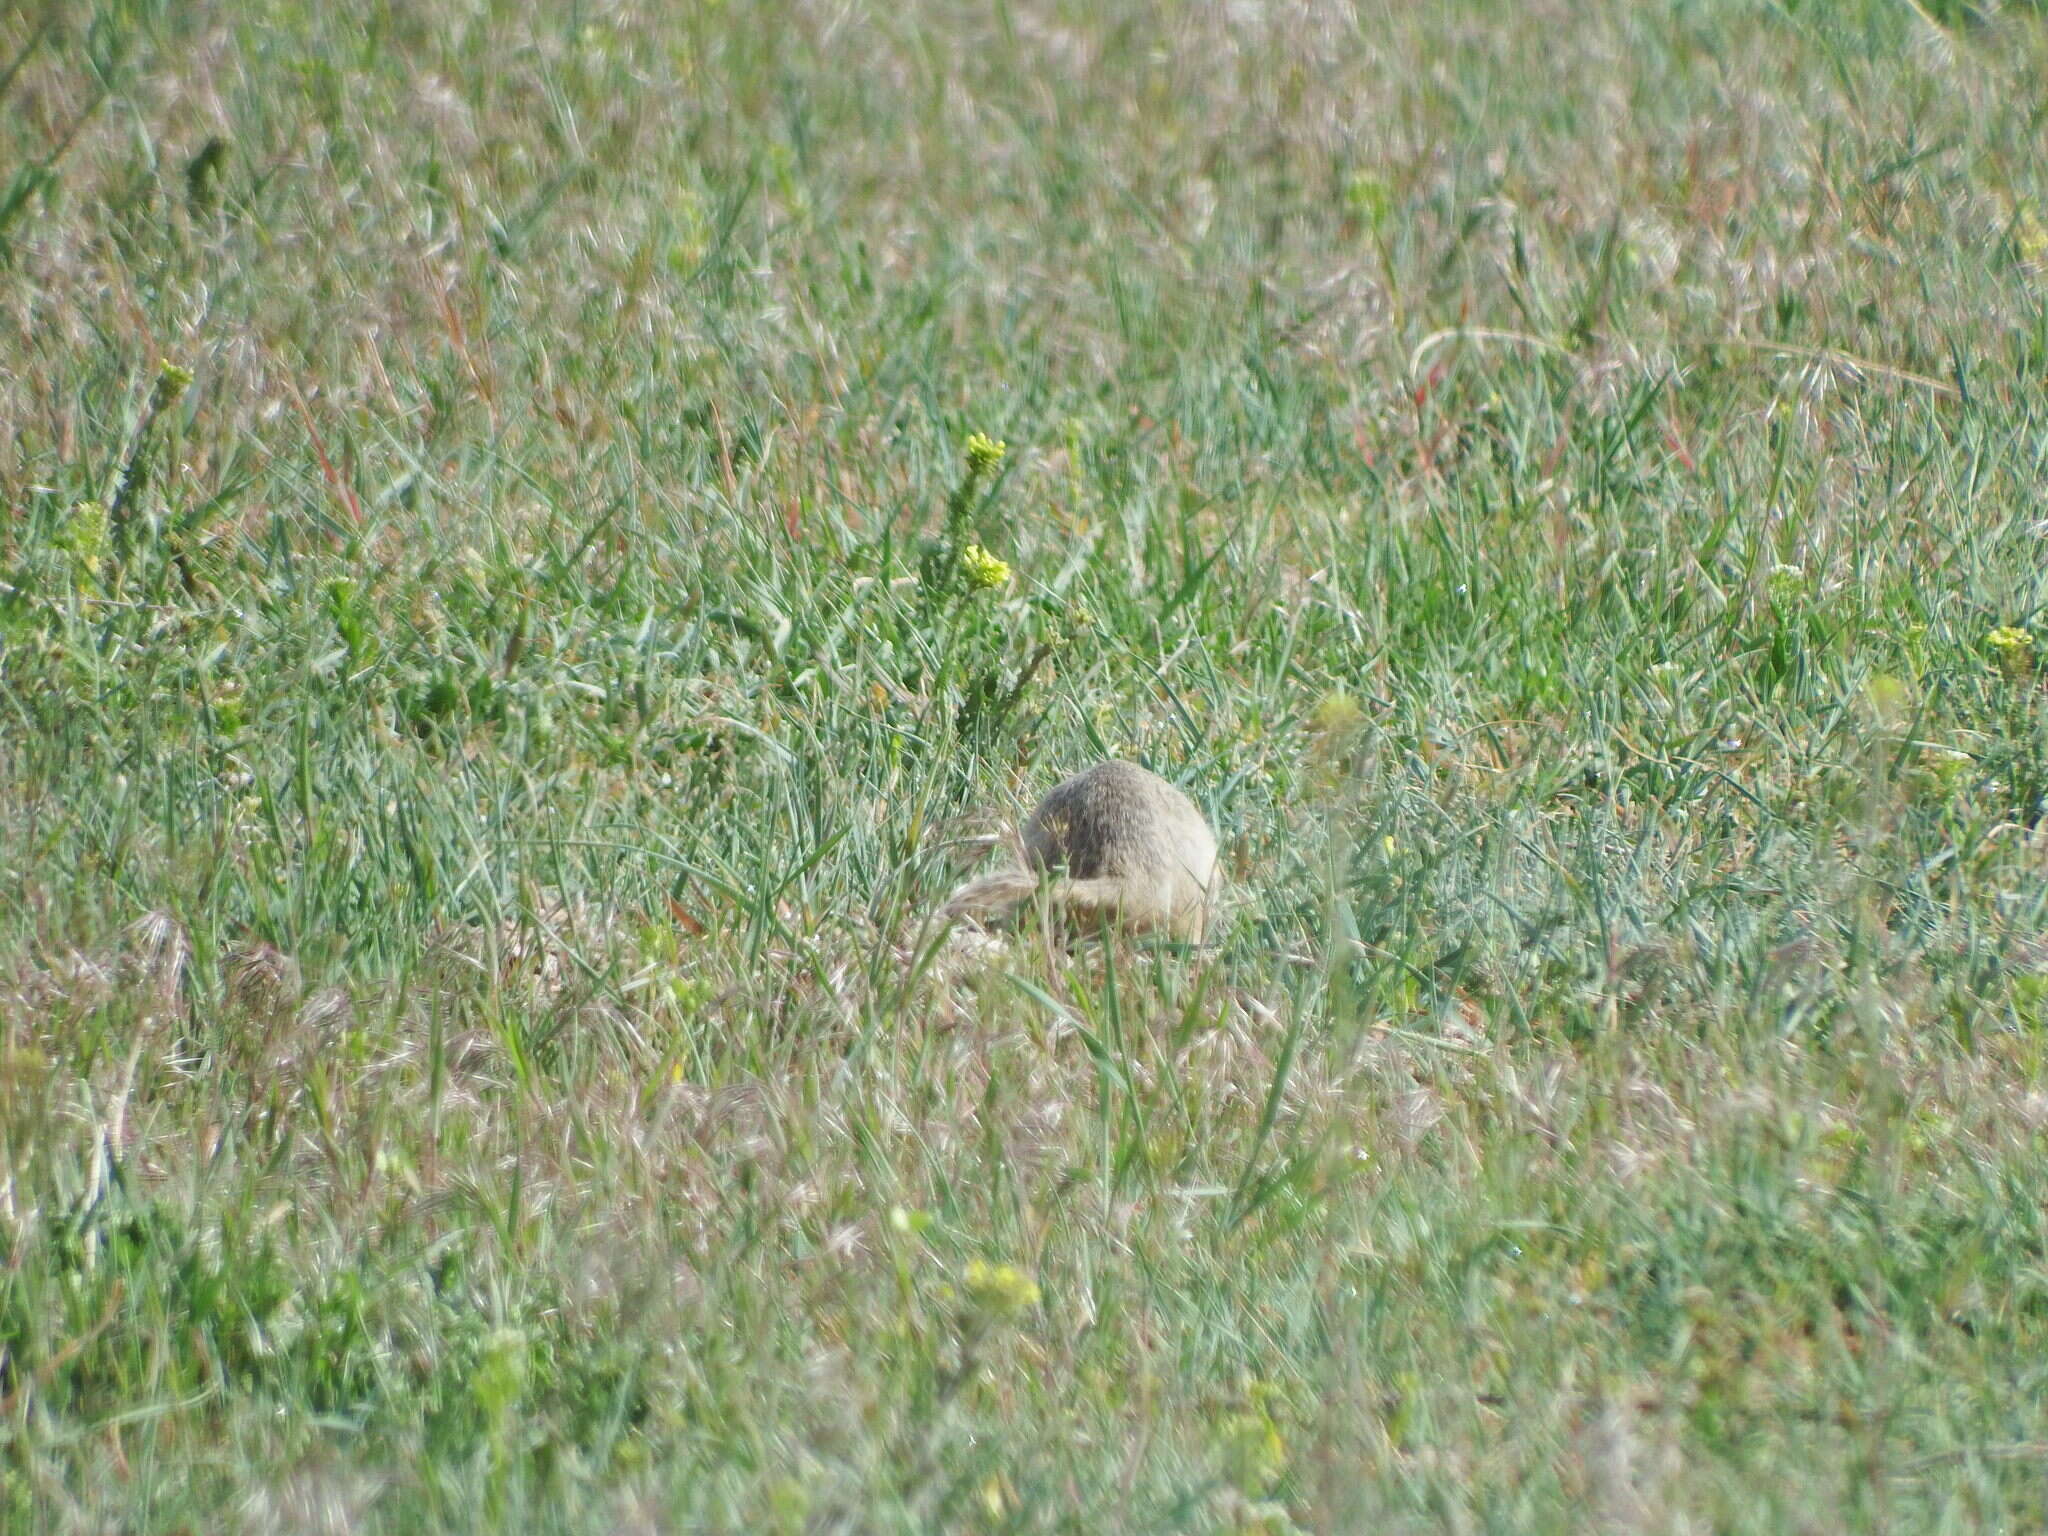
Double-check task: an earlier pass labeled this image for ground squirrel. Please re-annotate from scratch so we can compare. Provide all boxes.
[940,760,1220,942]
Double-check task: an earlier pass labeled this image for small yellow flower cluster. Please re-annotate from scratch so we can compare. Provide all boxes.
[959,543,1011,593]
[964,431,1007,476]
[961,1259,1040,1319]
[150,359,194,417]
[1988,625,2035,677]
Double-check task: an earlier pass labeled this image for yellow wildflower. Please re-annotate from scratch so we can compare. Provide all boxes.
[962,1259,1040,1319]
[151,360,194,415]
[960,543,1011,592]
[1988,626,2035,677]
[964,431,1007,476]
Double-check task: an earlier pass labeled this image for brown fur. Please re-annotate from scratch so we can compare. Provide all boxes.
[940,761,1220,942]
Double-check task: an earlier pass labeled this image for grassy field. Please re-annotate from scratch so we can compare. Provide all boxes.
[8,0,2048,1529]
